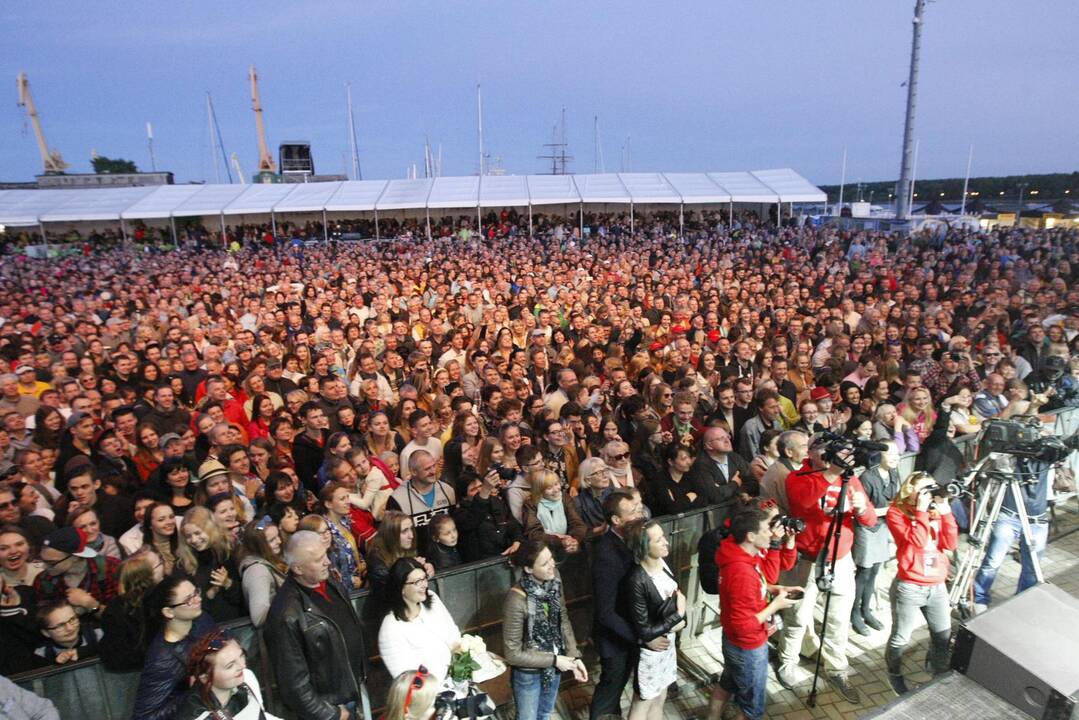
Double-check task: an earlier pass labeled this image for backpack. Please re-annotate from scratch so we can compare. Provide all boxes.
[696,523,731,594]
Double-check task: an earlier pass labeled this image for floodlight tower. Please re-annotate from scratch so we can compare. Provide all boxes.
[894,0,926,221]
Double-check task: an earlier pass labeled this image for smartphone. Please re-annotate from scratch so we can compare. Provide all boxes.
[785,589,805,601]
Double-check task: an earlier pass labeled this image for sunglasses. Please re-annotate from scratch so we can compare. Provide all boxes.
[608,452,630,461]
[404,666,430,712]
[0,500,16,510]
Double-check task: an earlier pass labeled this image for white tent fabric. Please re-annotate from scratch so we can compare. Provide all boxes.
[575,174,631,204]
[272,181,343,213]
[663,173,732,204]
[427,176,480,210]
[478,175,529,208]
[0,189,84,226]
[40,187,156,222]
[171,184,247,218]
[526,175,580,206]
[324,180,389,213]
[0,170,824,226]
[750,169,827,203]
[618,173,681,204]
[376,179,434,211]
[120,185,204,220]
[223,184,299,216]
[708,172,779,204]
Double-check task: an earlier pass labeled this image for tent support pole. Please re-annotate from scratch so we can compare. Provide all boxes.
[39,222,47,256]
[170,216,178,249]
[120,217,129,247]
[220,214,227,248]
[477,205,482,240]
[271,211,277,238]
[322,210,329,243]
[426,209,431,241]
[375,210,380,241]
[579,203,584,239]
[679,203,684,238]
[729,201,733,227]
[528,204,533,238]
[630,202,634,235]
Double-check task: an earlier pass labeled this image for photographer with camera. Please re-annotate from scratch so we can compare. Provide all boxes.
[884,471,957,695]
[775,435,877,704]
[708,504,799,720]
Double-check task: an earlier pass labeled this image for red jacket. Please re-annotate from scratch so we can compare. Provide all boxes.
[716,536,797,650]
[886,506,958,585]
[785,466,876,561]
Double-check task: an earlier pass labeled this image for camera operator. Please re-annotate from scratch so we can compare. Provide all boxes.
[971,432,1076,612]
[775,436,876,704]
[884,472,957,695]
[709,504,799,720]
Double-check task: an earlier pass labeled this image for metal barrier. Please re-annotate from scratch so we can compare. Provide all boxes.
[16,406,1079,717]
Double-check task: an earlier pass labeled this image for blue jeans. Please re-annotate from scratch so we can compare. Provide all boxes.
[513,668,560,720]
[718,635,769,720]
[973,513,1048,605]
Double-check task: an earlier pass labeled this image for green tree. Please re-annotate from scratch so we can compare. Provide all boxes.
[91,156,138,174]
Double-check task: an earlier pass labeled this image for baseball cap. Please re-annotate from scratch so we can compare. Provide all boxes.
[66,411,93,429]
[43,526,98,559]
[159,433,183,447]
[14,365,34,375]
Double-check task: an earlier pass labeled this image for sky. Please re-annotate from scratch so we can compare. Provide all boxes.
[2,2,1076,187]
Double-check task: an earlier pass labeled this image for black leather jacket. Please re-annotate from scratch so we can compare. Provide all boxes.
[263,575,366,720]
[622,565,685,643]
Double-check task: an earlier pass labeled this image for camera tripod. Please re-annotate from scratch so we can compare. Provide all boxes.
[948,453,1045,619]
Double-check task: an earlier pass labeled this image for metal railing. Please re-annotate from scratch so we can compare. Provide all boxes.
[14,407,1079,718]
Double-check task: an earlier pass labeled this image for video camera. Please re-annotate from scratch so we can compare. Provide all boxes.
[434,687,495,720]
[812,431,889,472]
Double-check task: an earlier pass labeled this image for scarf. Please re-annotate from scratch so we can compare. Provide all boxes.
[537,497,567,535]
[520,573,565,689]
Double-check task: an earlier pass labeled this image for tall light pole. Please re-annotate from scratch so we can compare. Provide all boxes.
[894,0,926,221]
[1015,182,1028,228]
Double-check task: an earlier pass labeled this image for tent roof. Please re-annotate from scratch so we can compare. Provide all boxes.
[750,168,827,203]
[376,179,434,211]
[708,172,779,203]
[618,173,681,204]
[663,173,731,204]
[574,174,630,204]
[171,184,248,218]
[0,189,84,226]
[223,183,299,216]
[120,184,204,220]
[272,181,343,213]
[0,170,826,225]
[323,180,389,213]
[427,176,480,210]
[479,175,530,208]
[526,175,579,206]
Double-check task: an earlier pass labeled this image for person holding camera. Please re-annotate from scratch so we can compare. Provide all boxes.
[503,540,586,720]
[775,437,876,704]
[885,471,957,695]
[709,505,799,720]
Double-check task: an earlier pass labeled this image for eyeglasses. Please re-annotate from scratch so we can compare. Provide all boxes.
[45,615,80,632]
[404,575,429,586]
[168,587,201,608]
[404,666,430,712]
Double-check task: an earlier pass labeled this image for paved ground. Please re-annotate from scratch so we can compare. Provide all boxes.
[557,498,1079,720]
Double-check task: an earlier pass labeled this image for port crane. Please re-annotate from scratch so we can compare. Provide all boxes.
[16,72,68,174]
[249,66,276,174]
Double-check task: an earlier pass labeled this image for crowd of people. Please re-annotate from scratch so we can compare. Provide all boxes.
[0,212,1077,720]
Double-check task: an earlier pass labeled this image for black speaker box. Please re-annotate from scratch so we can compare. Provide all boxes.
[951,583,1079,719]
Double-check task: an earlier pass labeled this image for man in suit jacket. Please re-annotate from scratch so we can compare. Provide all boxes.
[687,426,752,511]
[590,489,647,720]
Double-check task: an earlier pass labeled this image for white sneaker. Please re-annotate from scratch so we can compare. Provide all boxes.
[973,603,988,616]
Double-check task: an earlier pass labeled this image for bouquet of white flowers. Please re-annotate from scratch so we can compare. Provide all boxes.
[448,634,487,683]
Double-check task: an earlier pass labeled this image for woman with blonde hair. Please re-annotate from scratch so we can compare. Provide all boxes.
[383,666,441,720]
[177,506,244,622]
[884,471,957,695]
[100,548,166,672]
[520,471,587,557]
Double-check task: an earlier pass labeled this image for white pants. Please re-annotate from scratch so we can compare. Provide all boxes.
[778,554,856,674]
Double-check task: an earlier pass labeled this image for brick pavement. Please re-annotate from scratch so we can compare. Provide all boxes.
[555,499,1079,720]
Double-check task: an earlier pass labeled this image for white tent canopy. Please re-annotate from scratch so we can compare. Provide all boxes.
[0,170,824,227]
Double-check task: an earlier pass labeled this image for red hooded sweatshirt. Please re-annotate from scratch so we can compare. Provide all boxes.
[785,466,876,561]
[716,536,797,650]
[886,506,958,585]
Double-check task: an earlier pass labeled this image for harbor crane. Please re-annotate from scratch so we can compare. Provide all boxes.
[16,72,69,174]
[248,65,276,174]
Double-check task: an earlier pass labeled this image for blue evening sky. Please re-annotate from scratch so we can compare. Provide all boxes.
[2,2,1075,186]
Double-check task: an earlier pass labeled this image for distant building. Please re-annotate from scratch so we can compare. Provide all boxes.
[35,172,174,188]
